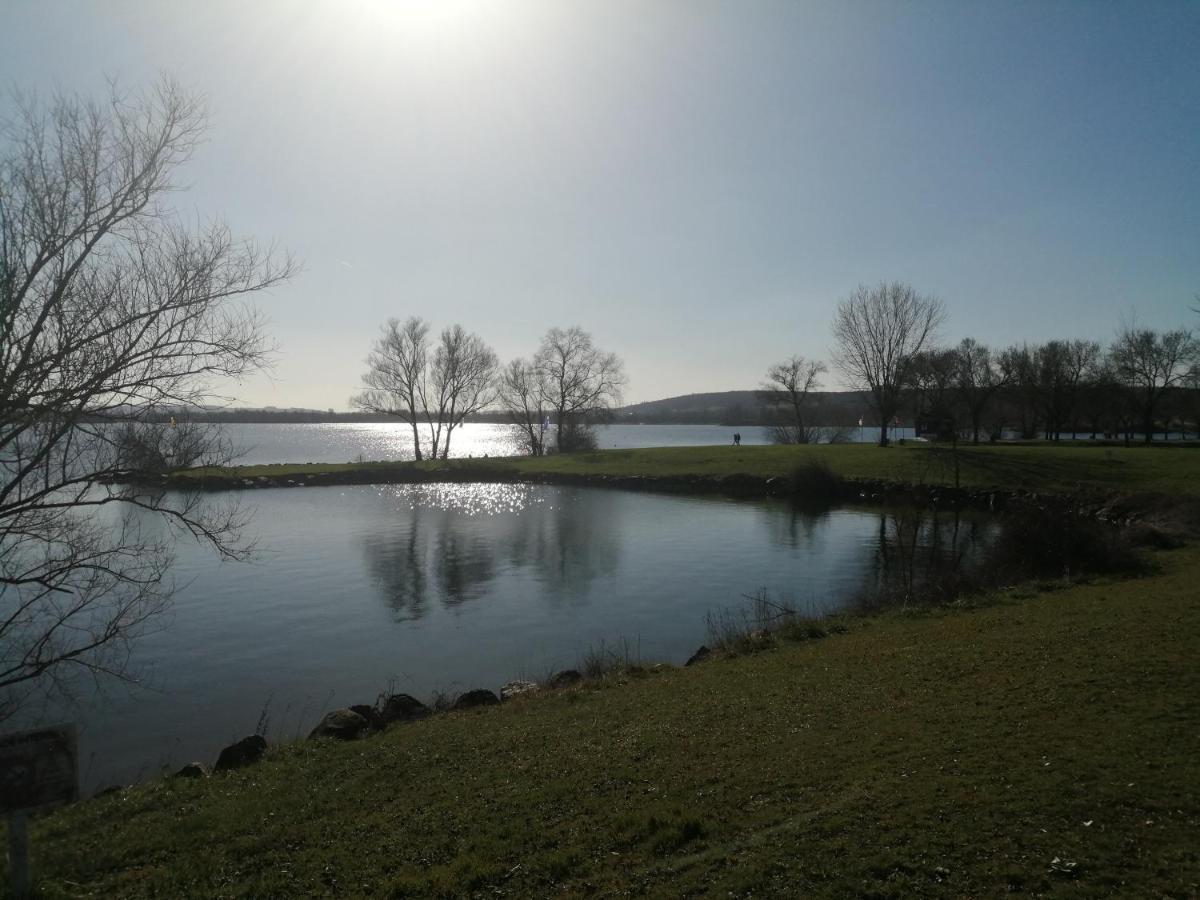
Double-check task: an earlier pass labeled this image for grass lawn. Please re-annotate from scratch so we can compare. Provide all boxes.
[187,442,1200,498]
[26,543,1200,897]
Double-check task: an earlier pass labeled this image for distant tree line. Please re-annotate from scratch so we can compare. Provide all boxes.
[905,327,1197,444]
[146,285,1198,449]
[763,280,1200,446]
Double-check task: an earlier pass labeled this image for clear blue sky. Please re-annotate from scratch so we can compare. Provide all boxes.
[3,0,1198,407]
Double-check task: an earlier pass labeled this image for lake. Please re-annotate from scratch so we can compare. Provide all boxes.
[222,422,918,465]
[56,482,992,791]
[216,422,1184,466]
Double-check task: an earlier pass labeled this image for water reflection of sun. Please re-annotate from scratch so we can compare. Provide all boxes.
[378,482,548,517]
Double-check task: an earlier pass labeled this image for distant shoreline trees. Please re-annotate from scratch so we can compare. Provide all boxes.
[532,327,626,453]
[353,323,625,457]
[352,317,498,460]
[832,282,946,446]
[1111,326,1198,444]
[496,358,551,456]
[759,356,826,444]
[951,338,1009,444]
[811,284,1200,445]
[352,285,1199,455]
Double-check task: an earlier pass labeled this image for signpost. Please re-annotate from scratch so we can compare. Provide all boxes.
[0,725,78,897]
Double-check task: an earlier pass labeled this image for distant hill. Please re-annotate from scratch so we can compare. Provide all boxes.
[618,391,764,424]
[618,390,874,425]
[113,391,876,426]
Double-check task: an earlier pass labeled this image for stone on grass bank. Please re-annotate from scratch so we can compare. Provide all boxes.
[377,693,429,725]
[685,646,712,666]
[214,735,268,772]
[309,708,371,741]
[453,689,500,710]
[500,680,538,700]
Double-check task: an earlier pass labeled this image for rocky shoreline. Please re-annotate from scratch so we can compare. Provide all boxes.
[143,665,678,790]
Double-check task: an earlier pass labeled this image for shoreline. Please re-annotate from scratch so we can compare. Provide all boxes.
[119,458,1159,526]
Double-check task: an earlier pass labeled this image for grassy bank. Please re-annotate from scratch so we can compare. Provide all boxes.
[30,445,1200,895]
[26,542,1200,896]
[181,442,1200,497]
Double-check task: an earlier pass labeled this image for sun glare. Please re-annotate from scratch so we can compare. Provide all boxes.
[358,0,515,48]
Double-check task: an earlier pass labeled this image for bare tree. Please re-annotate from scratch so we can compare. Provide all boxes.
[1024,339,1100,441]
[352,317,429,459]
[759,356,826,444]
[999,343,1040,438]
[1110,326,1198,443]
[496,358,550,456]
[533,327,626,453]
[353,319,498,460]
[1076,357,1122,440]
[831,282,945,446]
[907,348,959,440]
[421,325,498,459]
[1062,339,1102,439]
[0,79,293,716]
[952,338,1010,444]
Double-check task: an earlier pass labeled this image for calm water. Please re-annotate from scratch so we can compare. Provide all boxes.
[52,483,989,791]
[219,422,1185,465]
[224,422,919,465]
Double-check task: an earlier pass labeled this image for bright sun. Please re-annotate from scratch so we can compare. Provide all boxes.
[358,0,514,46]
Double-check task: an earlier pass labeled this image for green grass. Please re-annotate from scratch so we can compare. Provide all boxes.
[25,544,1200,897]
[187,442,1200,497]
[51,444,1200,895]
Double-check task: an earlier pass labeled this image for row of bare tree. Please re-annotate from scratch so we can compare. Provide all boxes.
[351,320,626,459]
[907,330,1198,444]
[762,281,1198,446]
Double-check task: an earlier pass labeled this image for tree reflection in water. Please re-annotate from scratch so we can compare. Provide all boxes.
[867,506,997,608]
[360,483,621,619]
[362,484,1005,621]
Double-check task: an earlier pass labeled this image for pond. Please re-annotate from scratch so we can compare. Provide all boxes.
[51,483,995,790]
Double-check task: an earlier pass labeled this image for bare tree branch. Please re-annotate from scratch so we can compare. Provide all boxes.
[831,281,945,446]
[351,318,497,460]
[532,327,626,453]
[759,355,826,444]
[0,77,294,717]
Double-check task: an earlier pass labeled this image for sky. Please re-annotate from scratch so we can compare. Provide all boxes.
[2,0,1198,408]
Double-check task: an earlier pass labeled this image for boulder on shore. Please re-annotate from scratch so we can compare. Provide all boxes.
[174,762,210,779]
[214,735,268,771]
[376,693,429,725]
[547,669,582,689]
[500,680,538,701]
[685,646,712,666]
[349,704,380,729]
[309,708,370,741]
[452,689,500,710]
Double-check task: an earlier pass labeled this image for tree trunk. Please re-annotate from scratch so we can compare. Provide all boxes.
[410,419,423,461]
